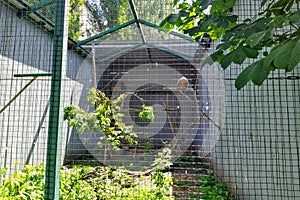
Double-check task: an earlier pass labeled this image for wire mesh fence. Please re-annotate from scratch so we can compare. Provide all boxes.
[0,0,299,199]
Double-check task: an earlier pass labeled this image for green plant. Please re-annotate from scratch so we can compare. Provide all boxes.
[0,167,7,186]
[64,88,154,149]
[199,173,235,200]
[139,105,155,122]
[0,165,45,199]
[0,151,174,199]
[150,148,173,199]
[68,0,85,40]
[161,0,300,89]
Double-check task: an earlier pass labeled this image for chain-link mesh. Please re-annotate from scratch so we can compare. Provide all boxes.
[1,0,299,199]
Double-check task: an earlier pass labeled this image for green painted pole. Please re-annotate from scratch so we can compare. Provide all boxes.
[44,0,69,199]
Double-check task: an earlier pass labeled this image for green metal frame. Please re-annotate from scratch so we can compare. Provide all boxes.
[1,1,200,199]
[5,0,198,61]
[14,73,52,77]
[97,43,193,63]
[99,43,143,62]
[28,0,55,13]
[44,0,69,199]
[0,77,37,115]
[75,0,198,61]
[2,0,88,56]
[77,19,136,45]
[129,0,146,43]
[0,73,51,115]
[139,19,200,44]
[146,43,193,62]
[76,18,198,61]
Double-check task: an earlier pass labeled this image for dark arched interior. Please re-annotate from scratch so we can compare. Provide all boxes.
[97,47,209,150]
[98,47,199,95]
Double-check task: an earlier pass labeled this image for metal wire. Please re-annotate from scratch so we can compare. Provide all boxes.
[0,0,299,199]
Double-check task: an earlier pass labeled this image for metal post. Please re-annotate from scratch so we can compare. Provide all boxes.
[44,0,69,199]
[92,43,97,89]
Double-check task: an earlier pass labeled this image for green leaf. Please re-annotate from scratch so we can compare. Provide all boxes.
[222,46,249,66]
[227,15,238,23]
[271,8,285,16]
[246,31,266,48]
[139,105,154,122]
[286,0,294,11]
[271,0,290,9]
[287,38,300,72]
[185,26,200,36]
[252,17,272,31]
[273,39,297,70]
[241,46,259,58]
[210,0,235,13]
[217,17,229,28]
[264,40,293,68]
[211,50,224,62]
[235,61,257,90]
[220,51,235,69]
[216,40,235,50]
[261,0,268,7]
[226,0,235,9]
[200,0,211,8]
[202,50,224,66]
[251,60,270,86]
[232,47,247,64]
[289,10,300,23]
[172,0,179,7]
[179,11,189,17]
[159,15,175,33]
[178,2,190,9]
[201,17,215,30]
[168,13,180,23]
[220,47,247,69]
[263,48,280,68]
[273,15,288,28]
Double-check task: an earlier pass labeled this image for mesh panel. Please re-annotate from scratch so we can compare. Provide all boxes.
[0,1,53,174]
[1,0,300,199]
[134,0,174,24]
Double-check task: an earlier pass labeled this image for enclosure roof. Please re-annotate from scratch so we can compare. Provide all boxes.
[2,0,202,60]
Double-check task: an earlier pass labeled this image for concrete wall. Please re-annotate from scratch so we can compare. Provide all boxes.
[0,2,91,172]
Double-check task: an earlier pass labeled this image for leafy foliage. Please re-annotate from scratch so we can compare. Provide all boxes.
[139,105,155,122]
[150,148,173,199]
[99,0,131,28]
[161,0,300,89]
[68,0,85,40]
[199,173,235,200]
[0,161,174,199]
[0,165,45,199]
[64,88,154,149]
[0,152,229,200]
[84,2,107,34]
